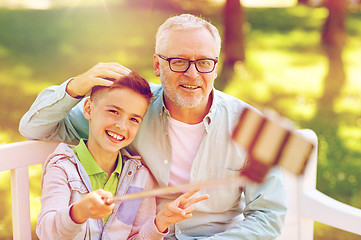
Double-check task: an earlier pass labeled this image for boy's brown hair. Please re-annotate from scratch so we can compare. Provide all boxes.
[90,72,153,104]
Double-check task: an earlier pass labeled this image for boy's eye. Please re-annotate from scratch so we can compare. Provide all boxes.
[108,110,119,115]
[130,118,140,124]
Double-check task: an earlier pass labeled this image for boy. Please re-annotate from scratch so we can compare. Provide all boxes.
[36,72,208,239]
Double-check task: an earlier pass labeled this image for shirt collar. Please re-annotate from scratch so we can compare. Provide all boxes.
[203,88,217,131]
[158,88,169,118]
[72,139,122,176]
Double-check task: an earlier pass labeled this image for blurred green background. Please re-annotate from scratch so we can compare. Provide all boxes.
[0,0,360,239]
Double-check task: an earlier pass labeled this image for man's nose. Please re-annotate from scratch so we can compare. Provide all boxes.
[184,62,199,78]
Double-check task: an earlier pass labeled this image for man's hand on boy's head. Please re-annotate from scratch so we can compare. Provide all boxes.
[66,62,132,99]
[70,189,115,224]
[154,188,209,233]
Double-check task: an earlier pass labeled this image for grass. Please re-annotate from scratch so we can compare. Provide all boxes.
[0,3,361,240]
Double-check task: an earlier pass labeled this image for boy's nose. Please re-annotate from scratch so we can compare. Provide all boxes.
[115,118,126,129]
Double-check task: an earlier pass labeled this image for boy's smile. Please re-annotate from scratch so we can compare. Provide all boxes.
[84,87,149,159]
[106,131,125,141]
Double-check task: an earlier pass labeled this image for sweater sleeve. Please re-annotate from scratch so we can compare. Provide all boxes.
[19,79,87,144]
[36,161,84,239]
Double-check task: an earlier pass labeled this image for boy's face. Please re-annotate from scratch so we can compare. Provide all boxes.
[84,87,149,154]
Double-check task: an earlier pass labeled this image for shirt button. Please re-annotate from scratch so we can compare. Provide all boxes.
[163,160,168,165]
[128,171,132,175]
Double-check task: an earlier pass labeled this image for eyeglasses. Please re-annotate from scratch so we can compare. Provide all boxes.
[157,54,218,73]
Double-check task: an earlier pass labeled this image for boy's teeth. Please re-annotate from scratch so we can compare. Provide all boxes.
[108,131,124,140]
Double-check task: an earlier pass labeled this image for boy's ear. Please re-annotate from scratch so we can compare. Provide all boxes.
[83,98,92,120]
[153,54,160,77]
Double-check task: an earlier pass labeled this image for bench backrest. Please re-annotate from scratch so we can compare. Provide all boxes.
[279,129,361,239]
[0,141,59,240]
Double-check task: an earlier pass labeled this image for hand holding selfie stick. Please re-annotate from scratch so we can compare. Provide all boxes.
[109,108,315,203]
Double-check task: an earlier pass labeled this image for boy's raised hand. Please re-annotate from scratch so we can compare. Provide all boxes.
[70,189,115,224]
[66,62,132,98]
[155,188,209,233]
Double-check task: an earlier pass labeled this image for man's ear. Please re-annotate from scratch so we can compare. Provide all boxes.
[214,63,218,80]
[83,98,92,120]
[153,54,160,77]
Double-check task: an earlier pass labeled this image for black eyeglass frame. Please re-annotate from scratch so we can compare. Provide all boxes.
[157,54,218,73]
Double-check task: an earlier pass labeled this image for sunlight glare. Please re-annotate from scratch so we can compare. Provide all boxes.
[63,0,113,22]
[241,0,297,7]
[0,0,52,9]
[209,0,297,7]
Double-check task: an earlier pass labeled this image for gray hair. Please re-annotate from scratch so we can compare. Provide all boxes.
[155,14,221,56]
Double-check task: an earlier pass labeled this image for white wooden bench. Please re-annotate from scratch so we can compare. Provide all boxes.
[0,129,360,239]
[0,140,59,240]
[278,129,361,239]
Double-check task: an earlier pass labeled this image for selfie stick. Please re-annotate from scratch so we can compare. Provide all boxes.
[109,108,315,203]
[110,175,246,203]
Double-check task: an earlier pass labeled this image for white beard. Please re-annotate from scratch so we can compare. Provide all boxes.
[160,72,204,109]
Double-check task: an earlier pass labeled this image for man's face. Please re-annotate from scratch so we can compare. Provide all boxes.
[154,28,218,110]
[84,88,149,154]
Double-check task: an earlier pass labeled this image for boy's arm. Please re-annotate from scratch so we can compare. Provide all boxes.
[70,189,115,224]
[37,162,84,239]
[128,171,209,239]
[154,188,209,233]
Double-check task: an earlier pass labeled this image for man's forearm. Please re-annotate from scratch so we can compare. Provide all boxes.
[19,79,83,143]
[204,167,287,240]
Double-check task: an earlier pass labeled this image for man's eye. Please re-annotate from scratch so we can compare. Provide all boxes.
[198,60,211,66]
[172,59,187,65]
